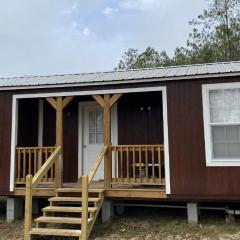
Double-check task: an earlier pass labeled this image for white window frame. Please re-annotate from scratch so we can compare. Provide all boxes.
[202,82,240,166]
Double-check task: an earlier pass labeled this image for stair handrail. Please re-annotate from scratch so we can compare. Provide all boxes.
[81,145,108,240]
[24,146,62,240]
[87,145,108,183]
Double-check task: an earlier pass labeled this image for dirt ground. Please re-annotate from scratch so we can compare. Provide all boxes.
[1,201,240,240]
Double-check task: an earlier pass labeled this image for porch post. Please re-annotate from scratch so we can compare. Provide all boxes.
[46,96,74,188]
[93,94,123,189]
[103,95,111,189]
[55,97,63,188]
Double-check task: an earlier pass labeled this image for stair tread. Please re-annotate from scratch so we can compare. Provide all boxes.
[56,188,104,193]
[30,228,82,237]
[42,206,98,213]
[34,216,93,224]
[48,197,100,202]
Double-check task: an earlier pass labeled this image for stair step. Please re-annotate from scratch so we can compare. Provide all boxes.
[34,216,93,224]
[42,206,98,213]
[56,188,104,193]
[30,228,82,237]
[48,197,100,202]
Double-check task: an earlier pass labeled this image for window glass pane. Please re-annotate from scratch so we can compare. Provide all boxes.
[238,89,240,102]
[89,133,95,144]
[227,143,240,158]
[213,143,226,158]
[89,120,95,133]
[96,121,103,133]
[212,125,240,159]
[209,88,240,123]
[209,90,223,106]
[224,89,237,106]
[226,126,240,142]
[96,133,103,143]
[89,111,95,122]
[225,106,240,123]
[96,111,103,132]
[96,111,103,122]
[210,107,225,123]
[212,126,225,143]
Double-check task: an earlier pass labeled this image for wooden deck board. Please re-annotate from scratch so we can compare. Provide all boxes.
[14,181,166,199]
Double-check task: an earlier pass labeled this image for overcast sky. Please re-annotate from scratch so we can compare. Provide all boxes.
[0,0,207,77]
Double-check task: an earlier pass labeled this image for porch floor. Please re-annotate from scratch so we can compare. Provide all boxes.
[14,181,166,199]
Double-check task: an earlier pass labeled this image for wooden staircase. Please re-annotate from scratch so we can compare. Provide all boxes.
[23,145,108,240]
[29,188,104,239]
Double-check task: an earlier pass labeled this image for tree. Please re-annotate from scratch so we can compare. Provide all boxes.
[187,0,240,62]
[117,48,139,70]
[117,0,240,70]
[116,47,172,70]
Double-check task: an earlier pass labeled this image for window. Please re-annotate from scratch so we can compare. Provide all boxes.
[89,110,103,144]
[203,84,240,166]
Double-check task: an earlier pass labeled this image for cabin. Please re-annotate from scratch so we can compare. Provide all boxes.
[0,61,240,239]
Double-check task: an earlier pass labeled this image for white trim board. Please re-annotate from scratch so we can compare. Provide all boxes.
[202,82,240,166]
[10,86,171,194]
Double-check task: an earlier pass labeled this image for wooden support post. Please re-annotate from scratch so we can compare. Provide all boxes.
[24,175,33,240]
[45,96,74,188]
[81,175,88,240]
[93,94,123,190]
[104,95,112,189]
[55,97,63,188]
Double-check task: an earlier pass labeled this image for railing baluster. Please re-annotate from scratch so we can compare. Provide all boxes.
[152,146,155,182]
[23,149,26,183]
[50,149,54,182]
[39,148,43,171]
[120,146,123,183]
[34,149,37,175]
[114,146,117,182]
[145,146,149,183]
[133,147,136,183]
[158,146,161,183]
[28,149,32,175]
[127,146,129,181]
[17,149,21,182]
[44,148,48,182]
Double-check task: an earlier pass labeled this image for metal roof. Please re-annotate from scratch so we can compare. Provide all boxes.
[0,61,240,90]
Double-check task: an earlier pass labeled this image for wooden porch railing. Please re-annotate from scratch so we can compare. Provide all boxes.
[24,146,62,240]
[81,145,108,239]
[15,146,56,185]
[111,145,165,185]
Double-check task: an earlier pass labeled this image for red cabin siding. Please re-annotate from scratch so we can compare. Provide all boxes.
[167,77,240,199]
[0,92,12,194]
[0,77,240,199]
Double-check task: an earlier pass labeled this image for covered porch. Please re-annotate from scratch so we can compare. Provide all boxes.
[12,89,169,199]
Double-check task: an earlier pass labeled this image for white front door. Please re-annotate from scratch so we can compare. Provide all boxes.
[78,102,118,180]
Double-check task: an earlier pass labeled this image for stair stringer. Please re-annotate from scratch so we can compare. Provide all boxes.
[87,192,104,238]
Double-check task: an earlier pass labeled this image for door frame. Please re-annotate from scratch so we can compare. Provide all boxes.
[78,101,118,178]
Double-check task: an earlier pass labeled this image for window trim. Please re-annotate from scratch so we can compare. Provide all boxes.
[202,82,240,166]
